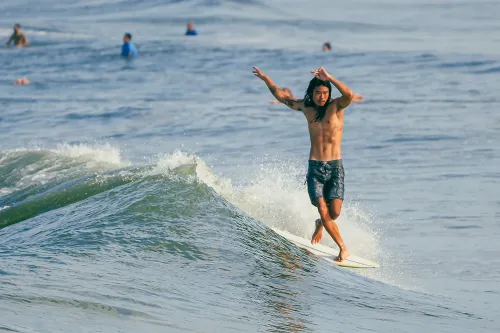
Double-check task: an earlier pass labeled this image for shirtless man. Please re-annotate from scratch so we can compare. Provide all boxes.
[5,24,29,47]
[253,66,363,261]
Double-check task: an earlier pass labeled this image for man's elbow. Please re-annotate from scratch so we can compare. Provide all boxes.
[344,90,354,101]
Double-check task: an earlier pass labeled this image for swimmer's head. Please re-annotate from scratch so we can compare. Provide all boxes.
[304,77,332,121]
[14,23,21,31]
[322,42,332,52]
[187,21,194,31]
[123,33,132,43]
[14,77,30,85]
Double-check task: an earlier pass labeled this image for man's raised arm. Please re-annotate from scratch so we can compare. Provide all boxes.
[253,66,302,111]
[312,67,354,110]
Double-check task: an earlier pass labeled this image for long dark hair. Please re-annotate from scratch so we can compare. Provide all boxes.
[304,77,332,122]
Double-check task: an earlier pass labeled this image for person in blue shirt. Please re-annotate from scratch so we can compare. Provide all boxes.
[185,21,198,36]
[121,33,137,57]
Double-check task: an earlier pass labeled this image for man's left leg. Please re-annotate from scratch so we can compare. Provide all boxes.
[322,199,350,261]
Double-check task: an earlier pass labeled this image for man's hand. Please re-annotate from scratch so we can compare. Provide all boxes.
[253,66,303,111]
[252,66,267,80]
[352,94,364,103]
[311,66,332,81]
[312,66,354,109]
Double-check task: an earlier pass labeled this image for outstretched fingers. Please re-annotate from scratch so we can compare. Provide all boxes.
[252,66,264,78]
[310,66,324,78]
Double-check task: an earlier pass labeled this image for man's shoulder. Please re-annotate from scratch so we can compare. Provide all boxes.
[328,97,345,112]
[301,105,318,116]
[328,97,338,105]
[287,98,306,111]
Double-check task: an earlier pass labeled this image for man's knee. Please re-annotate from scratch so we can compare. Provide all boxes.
[316,199,329,217]
[328,201,342,220]
[329,208,341,220]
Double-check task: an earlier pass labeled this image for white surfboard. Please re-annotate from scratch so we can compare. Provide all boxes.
[272,228,379,269]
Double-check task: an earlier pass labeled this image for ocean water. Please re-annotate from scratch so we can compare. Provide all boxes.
[1,0,499,332]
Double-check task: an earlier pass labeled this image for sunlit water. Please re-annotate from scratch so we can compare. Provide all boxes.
[1,0,499,332]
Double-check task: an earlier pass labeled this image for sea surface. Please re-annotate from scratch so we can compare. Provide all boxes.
[1,0,499,332]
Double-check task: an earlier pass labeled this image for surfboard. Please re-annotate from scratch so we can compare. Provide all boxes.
[272,228,379,269]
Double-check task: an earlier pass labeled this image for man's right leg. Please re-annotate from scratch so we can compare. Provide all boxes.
[311,198,331,244]
[307,160,328,244]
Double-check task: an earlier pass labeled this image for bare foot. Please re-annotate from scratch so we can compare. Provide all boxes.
[334,247,351,262]
[311,219,323,244]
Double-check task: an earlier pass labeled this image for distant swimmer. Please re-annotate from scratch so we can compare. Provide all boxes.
[185,21,198,36]
[121,33,137,57]
[5,24,29,48]
[322,42,332,52]
[13,77,30,85]
[253,65,364,262]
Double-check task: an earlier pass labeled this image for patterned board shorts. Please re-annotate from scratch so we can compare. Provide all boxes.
[306,159,344,206]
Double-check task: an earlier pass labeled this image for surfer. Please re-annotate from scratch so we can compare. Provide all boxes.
[5,24,29,48]
[13,77,30,85]
[253,66,363,261]
[185,21,198,36]
[121,33,137,57]
[322,42,332,52]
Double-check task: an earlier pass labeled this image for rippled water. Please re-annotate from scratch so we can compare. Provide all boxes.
[1,0,499,332]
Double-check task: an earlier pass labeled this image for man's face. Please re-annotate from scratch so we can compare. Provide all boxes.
[123,35,129,43]
[312,86,329,106]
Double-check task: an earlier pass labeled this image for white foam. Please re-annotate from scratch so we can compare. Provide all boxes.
[153,149,197,173]
[152,149,234,192]
[52,143,126,166]
[0,144,128,197]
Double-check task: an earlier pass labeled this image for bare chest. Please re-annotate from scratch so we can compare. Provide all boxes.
[305,108,344,133]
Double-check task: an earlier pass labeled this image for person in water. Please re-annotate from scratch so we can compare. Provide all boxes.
[185,21,198,36]
[13,77,30,85]
[121,33,137,57]
[253,66,364,262]
[5,24,29,47]
[322,42,332,52]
